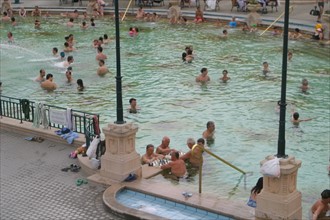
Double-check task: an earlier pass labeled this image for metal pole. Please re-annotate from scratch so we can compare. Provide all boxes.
[277,0,290,158]
[114,0,125,124]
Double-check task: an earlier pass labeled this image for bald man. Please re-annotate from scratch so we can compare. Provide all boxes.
[156,136,175,155]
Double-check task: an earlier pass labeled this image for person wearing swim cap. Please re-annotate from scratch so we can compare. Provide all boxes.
[310,189,330,220]
[60,51,65,60]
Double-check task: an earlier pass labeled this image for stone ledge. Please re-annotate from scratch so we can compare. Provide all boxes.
[0,116,85,147]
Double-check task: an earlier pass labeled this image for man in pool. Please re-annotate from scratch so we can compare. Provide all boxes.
[291,112,313,126]
[41,73,57,91]
[141,144,164,165]
[35,69,46,83]
[262,62,270,76]
[156,136,175,155]
[202,121,215,142]
[161,151,187,178]
[96,46,107,61]
[310,189,330,220]
[64,55,74,68]
[196,68,210,83]
[97,59,109,76]
[128,98,140,113]
[180,138,204,167]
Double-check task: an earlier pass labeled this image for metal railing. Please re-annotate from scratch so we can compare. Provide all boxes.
[0,95,100,138]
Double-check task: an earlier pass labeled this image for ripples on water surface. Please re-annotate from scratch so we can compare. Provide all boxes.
[1,16,329,217]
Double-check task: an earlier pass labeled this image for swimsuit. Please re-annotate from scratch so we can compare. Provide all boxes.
[247,197,256,208]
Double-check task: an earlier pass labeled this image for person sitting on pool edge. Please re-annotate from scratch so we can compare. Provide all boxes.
[128,98,140,113]
[141,144,164,165]
[41,73,57,91]
[161,151,187,178]
[247,177,263,208]
[202,121,215,142]
[180,138,204,167]
[156,136,175,155]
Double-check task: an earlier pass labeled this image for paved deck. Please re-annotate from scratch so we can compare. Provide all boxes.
[0,129,122,219]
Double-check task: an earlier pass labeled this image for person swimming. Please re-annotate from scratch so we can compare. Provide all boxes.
[291,112,313,127]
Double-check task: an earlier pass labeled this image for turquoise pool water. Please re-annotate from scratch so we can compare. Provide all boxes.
[116,188,233,219]
[1,16,329,218]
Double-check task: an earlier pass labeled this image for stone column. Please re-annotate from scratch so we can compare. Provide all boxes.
[255,155,302,220]
[100,123,142,182]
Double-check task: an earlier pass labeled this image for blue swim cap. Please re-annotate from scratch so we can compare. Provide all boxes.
[60,51,65,58]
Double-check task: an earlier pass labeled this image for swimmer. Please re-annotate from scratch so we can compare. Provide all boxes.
[161,151,187,178]
[202,121,215,142]
[60,51,65,60]
[81,21,88,29]
[220,70,231,82]
[67,18,74,27]
[262,61,270,76]
[97,59,109,76]
[11,17,17,26]
[77,79,85,91]
[182,46,192,62]
[141,144,164,165]
[289,28,302,39]
[66,68,73,83]
[128,98,140,113]
[98,37,104,46]
[52,47,59,57]
[103,34,111,44]
[180,138,204,167]
[96,46,107,60]
[7,32,14,43]
[19,7,27,17]
[300,78,309,93]
[90,18,96,27]
[128,27,138,37]
[2,12,10,22]
[63,55,74,68]
[291,112,313,127]
[272,26,281,36]
[34,20,41,29]
[63,42,74,52]
[196,68,210,83]
[242,23,251,32]
[310,189,330,220]
[41,73,57,91]
[156,136,175,155]
[151,12,159,22]
[35,69,46,83]
[288,51,293,61]
[219,30,228,39]
[185,49,194,63]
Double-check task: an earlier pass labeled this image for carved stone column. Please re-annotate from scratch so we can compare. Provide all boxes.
[255,155,302,220]
[100,123,141,182]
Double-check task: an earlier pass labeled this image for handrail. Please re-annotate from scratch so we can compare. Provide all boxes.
[192,144,248,193]
[259,6,293,36]
[121,0,134,21]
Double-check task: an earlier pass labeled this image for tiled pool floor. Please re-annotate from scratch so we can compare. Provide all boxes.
[116,189,233,220]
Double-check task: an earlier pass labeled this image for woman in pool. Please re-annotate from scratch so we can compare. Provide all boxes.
[7,32,14,43]
[220,70,230,82]
[77,79,85,91]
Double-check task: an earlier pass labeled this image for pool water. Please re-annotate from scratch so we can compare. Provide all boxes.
[1,16,329,219]
[116,188,234,220]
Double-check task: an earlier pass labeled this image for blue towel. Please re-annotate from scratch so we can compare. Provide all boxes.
[55,129,79,144]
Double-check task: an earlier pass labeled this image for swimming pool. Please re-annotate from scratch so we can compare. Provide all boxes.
[116,188,234,219]
[1,16,329,219]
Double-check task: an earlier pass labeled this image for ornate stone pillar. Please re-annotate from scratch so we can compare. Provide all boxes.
[255,155,302,220]
[100,123,141,182]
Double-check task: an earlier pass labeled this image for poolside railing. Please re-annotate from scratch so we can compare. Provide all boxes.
[0,95,100,138]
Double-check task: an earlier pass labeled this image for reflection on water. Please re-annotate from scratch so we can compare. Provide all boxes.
[1,17,330,218]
